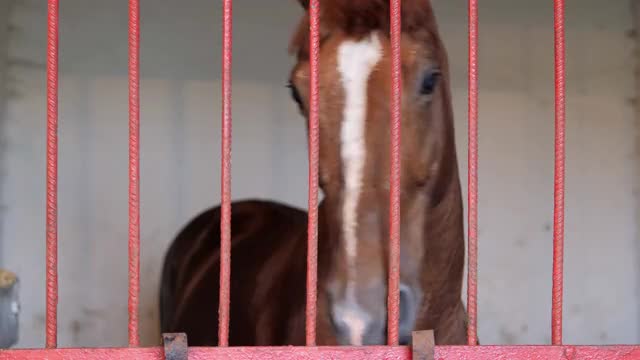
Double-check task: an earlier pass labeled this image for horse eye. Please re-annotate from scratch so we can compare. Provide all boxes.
[420,70,441,95]
[287,81,303,106]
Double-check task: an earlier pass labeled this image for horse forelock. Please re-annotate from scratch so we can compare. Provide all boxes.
[290,0,442,60]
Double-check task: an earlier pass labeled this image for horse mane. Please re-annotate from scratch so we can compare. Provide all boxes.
[290,0,440,59]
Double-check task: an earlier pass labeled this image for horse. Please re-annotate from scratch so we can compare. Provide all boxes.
[159,0,468,346]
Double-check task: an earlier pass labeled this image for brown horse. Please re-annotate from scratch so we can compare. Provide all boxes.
[159,0,468,346]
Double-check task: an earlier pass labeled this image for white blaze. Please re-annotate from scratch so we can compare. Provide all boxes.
[336,32,382,345]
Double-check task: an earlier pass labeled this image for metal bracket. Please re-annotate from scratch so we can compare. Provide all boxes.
[162,332,188,360]
[412,330,435,360]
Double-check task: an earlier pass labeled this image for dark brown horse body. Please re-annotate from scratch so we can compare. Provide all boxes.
[160,200,310,345]
[160,0,468,346]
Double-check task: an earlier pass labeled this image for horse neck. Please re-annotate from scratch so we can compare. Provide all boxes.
[421,126,466,306]
[420,61,466,298]
[428,38,464,239]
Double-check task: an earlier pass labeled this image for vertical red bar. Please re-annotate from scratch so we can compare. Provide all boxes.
[127,0,141,347]
[387,0,402,346]
[551,0,566,346]
[306,0,320,347]
[218,0,233,347]
[466,0,479,346]
[45,0,59,349]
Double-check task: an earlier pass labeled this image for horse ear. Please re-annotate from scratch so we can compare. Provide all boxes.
[297,0,309,10]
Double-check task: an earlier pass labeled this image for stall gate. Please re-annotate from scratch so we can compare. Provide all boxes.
[1,0,640,359]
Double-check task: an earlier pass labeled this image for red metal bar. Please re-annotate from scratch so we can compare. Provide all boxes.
[306,0,320,347]
[387,0,402,346]
[45,0,59,349]
[127,0,141,347]
[466,0,479,347]
[3,346,640,360]
[218,0,233,347]
[552,0,566,346]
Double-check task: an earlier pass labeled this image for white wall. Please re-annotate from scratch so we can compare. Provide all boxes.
[0,0,13,266]
[1,0,638,348]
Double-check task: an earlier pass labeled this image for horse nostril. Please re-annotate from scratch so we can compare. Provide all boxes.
[399,334,412,346]
[399,285,412,319]
[398,284,417,342]
[329,309,349,339]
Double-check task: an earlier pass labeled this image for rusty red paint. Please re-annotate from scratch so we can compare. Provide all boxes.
[466,0,479,347]
[387,0,402,346]
[306,0,320,347]
[552,0,566,346]
[127,0,141,347]
[45,0,59,349]
[437,346,640,360]
[3,346,640,360]
[218,0,233,347]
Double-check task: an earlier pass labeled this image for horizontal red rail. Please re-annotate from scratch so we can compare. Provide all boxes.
[2,346,640,360]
